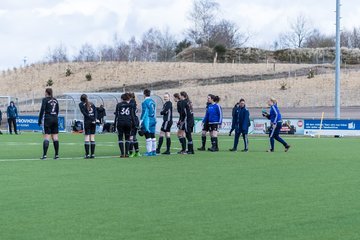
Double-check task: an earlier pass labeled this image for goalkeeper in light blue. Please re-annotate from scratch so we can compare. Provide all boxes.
[140,89,157,156]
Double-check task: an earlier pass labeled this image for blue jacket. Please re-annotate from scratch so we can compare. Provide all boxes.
[203,103,222,125]
[269,104,282,124]
[7,105,18,119]
[141,97,156,132]
[237,106,250,133]
[231,103,240,130]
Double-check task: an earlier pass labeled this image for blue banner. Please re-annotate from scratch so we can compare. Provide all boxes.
[304,119,360,130]
[16,115,65,132]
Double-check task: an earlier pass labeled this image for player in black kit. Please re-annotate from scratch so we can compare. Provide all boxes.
[115,93,135,158]
[38,88,60,160]
[156,93,173,154]
[79,94,98,159]
[174,93,185,153]
[178,91,195,154]
[128,93,141,158]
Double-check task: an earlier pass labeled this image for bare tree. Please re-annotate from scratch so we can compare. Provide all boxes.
[157,28,177,61]
[139,28,162,61]
[278,14,312,49]
[74,43,97,62]
[208,19,249,48]
[186,0,219,46]
[113,34,131,61]
[45,43,68,63]
[97,44,115,62]
[128,36,140,62]
[341,27,360,48]
[304,29,335,48]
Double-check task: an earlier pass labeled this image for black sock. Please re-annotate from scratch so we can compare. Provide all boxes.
[211,137,216,148]
[119,141,124,155]
[157,136,164,150]
[53,140,59,156]
[179,137,186,151]
[188,142,194,152]
[84,141,90,156]
[43,139,49,156]
[125,141,130,155]
[134,141,139,152]
[90,141,96,156]
[201,136,206,148]
[215,137,218,149]
[166,137,171,152]
[129,141,134,154]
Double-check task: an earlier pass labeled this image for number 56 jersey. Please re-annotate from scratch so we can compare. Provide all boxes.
[115,101,135,126]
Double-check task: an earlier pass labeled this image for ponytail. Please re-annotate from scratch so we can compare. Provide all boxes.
[80,94,91,111]
[45,88,53,99]
[210,95,220,103]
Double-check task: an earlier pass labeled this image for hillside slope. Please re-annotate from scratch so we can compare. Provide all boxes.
[1,62,359,109]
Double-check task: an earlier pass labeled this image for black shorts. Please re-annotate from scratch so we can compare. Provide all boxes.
[117,122,132,136]
[84,122,96,135]
[161,120,173,132]
[202,122,210,132]
[179,121,194,133]
[44,117,59,135]
[209,124,218,132]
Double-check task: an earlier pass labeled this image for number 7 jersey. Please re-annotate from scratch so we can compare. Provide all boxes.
[39,97,59,121]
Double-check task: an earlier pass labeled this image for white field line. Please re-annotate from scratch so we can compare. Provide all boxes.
[0,138,310,146]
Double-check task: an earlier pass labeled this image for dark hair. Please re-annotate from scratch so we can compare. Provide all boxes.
[173,93,180,100]
[10,101,15,105]
[239,98,245,102]
[180,91,189,100]
[121,93,130,101]
[128,92,135,99]
[210,95,220,103]
[208,94,215,99]
[143,89,151,97]
[80,94,91,111]
[45,88,53,98]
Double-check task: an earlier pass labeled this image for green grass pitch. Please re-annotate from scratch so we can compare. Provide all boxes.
[1,133,360,240]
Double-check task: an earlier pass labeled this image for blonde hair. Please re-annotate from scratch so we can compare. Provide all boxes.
[270,97,277,104]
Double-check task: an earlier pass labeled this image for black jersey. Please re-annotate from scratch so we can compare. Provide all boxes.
[176,100,183,115]
[160,101,173,122]
[115,101,135,126]
[38,97,59,123]
[129,99,139,127]
[79,102,97,123]
[179,99,194,124]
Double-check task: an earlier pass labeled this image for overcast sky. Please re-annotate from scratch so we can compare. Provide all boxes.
[0,0,359,70]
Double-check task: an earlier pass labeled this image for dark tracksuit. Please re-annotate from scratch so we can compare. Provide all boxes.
[265,104,289,151]
[232,106,250,151]
[96,106,106,124]
[230,103,240,135]
[7,105,18,134]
